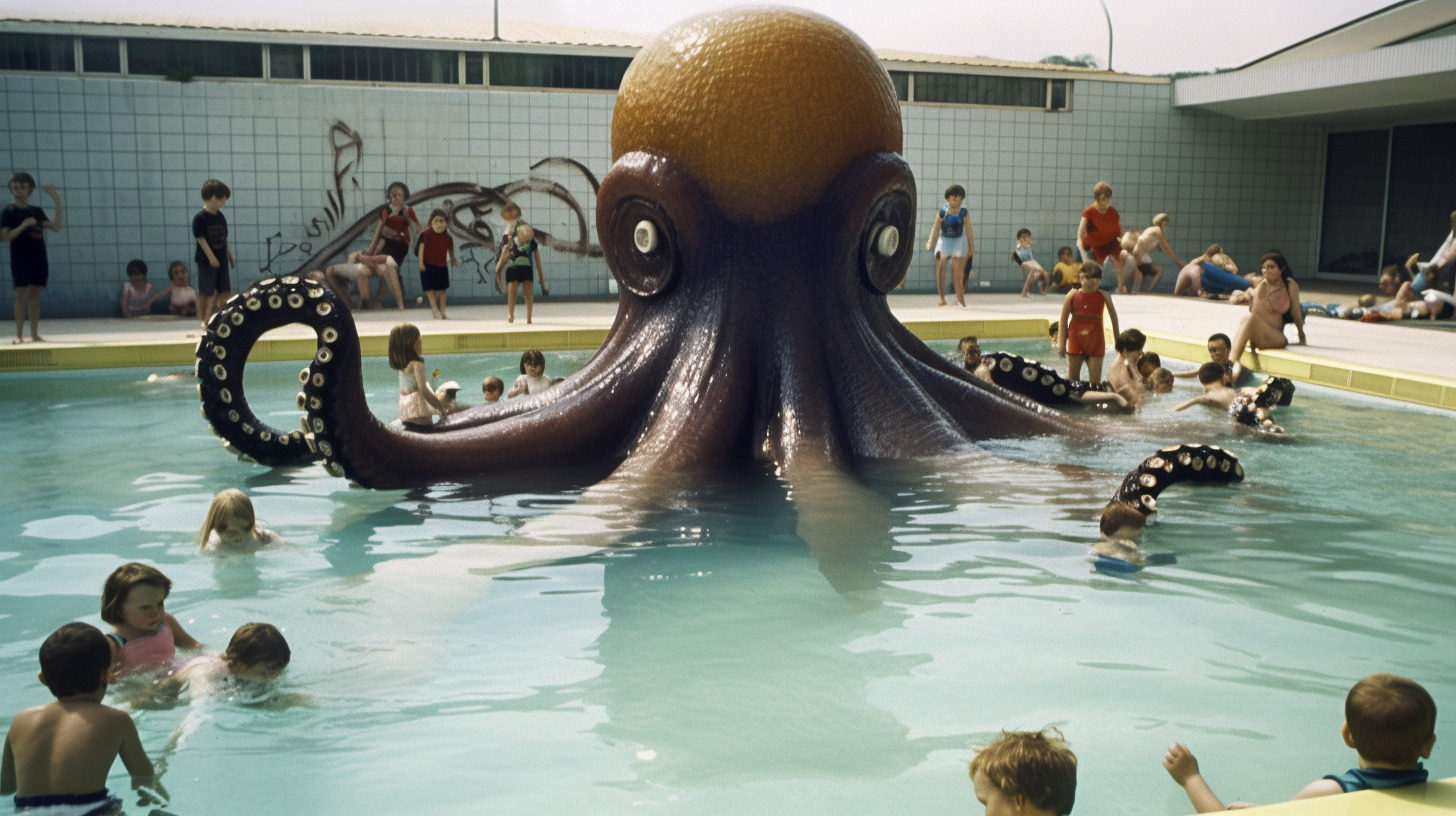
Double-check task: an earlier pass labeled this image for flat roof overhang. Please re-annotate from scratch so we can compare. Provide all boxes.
[1173,36,1456,126]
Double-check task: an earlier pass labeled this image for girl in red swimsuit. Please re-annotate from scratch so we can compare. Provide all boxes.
[1058,262,1121,383]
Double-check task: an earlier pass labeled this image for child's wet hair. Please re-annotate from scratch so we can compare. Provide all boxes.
[38,623,111,698]
[387,323,424,370]
[1197,362,1227,384]
[519,349,545,373]
[126,259,147,277]
[1204,243,1223,258]
[482,375,504,395]
[201,178,231,201]
[944,184,965,200]
[9,171,36,188]
[198,488,256,547]
[1100,501,1148,537]
[101,563,172,625]
[224,622,291,673]
[1114,328,1146,353]
[1345,673,1437,765]
[968,727,1077,816]
[1141,352,1162,370]
[1149,367,1174,392]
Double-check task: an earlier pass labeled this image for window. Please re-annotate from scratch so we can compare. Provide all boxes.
[490,53,631,90]
[0,33,75,72]
[1050,79,1070,111]
[269,44,304,79]
[465,53,484,85]
[888,70,909,102]
[127,39,262,78]
[310,46,457,84]
[81,37,121,73]
[913,72,1049,109]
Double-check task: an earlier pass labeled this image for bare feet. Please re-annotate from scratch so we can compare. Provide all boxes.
[11,337,22,345]
[937,299,947,307]
[507,315,514,323]
[956,298,966,308]
[30,334,43,342]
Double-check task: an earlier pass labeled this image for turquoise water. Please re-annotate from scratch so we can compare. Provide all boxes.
[2,339,1454,814]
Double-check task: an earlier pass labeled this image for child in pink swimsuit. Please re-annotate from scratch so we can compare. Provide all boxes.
[100,562,201,677]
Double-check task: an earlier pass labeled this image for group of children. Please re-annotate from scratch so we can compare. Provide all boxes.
[970,671,1437,815]
[926,180,1183,308]
[387,322,558,426]
[3,489,290,812]
[361,184,548,323]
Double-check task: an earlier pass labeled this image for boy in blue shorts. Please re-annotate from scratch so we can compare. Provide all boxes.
[2,623,165,812]
[3,172,63,344]
[1164,672,1437,811]
[193,178,236,329]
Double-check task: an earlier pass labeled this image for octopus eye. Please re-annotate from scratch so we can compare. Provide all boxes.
[858,190,914,294]
[608,197,678,298]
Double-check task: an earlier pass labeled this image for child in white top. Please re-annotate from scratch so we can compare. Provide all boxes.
[507,349,552,398]
[197,489,279,552]
[388,323,447,425]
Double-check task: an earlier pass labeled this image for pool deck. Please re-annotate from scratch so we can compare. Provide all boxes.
[3,287,1454,410]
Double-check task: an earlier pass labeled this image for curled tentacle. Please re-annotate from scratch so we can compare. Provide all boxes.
[196,276,343,466]
[1230,377,1294,434]
[1110,443,1245,516]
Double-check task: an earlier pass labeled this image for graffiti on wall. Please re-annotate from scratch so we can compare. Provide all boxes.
[258,120,603,286]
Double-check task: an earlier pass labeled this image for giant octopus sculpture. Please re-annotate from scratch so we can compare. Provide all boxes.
[197,8,1084,492]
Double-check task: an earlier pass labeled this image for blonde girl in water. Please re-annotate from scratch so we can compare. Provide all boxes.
[388,323,447,426]
[197,488,279,553]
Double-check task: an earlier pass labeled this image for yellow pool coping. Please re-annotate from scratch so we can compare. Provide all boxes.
[1185,777,1456,814]
[2,316,1452,412]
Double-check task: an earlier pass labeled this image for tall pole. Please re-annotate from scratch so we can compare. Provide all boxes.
[1096,0,1113,71]
[493,0,501,41]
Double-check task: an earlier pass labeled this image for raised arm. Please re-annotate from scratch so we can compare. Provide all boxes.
[1163,743,1229,813]
[41,186,62,231]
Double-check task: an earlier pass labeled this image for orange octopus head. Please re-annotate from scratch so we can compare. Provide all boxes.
[611,7,903,224]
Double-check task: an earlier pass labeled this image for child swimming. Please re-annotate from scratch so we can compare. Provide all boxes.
[197,488,279,553]
[100,563,201,677]
[174,622,291,693]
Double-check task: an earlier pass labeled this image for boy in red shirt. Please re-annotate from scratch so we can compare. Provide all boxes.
[417,209,457,320]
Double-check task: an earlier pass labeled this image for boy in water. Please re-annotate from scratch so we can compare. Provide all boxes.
[969,728,1077,816]
[3,172,63,344]
[2,623,165,812]
[957,335,992,382]
[481,376,504,403]
[1107,328,1146,412]
[1173,362,1239,412]
[1165,673,1436,811]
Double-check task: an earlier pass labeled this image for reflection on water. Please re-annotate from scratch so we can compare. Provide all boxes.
[1,342,1454,814]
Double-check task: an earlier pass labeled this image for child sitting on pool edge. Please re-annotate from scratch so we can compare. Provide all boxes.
[1,623,165,812]
[969,728,1077,816]
[1164,672,1437,812]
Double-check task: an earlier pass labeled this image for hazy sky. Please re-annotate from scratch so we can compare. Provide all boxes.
[2,0,1399,76]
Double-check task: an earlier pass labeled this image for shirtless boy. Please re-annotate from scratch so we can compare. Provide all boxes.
[1118,213,1183,293]
[1173,362,1238,413]
[2,623,164,813]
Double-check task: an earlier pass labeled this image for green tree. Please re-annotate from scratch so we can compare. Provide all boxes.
[1038,53,1099,68]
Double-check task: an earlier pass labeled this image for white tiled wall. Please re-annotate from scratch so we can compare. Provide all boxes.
[0,73,1322,317]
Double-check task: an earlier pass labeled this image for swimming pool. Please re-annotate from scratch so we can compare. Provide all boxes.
[2,339,1453,814]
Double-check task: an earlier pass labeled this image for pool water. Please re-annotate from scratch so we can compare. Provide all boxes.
[2,339,1453,814]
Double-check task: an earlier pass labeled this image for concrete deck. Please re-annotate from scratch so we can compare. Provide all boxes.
[3,286,1454,409]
